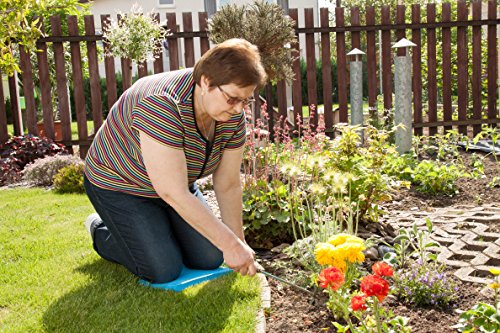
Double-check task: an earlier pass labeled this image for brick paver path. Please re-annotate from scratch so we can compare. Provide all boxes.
[382,203,500,285]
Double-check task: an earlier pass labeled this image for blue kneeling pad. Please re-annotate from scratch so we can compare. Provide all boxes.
[139,266,233,292]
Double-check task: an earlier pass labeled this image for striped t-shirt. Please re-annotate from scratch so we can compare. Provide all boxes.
[84,68,246,198]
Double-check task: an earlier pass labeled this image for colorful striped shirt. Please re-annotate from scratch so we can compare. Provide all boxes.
[84,68,246,197]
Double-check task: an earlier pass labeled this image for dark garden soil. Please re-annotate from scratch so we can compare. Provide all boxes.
[256,151,498,333]
[260,258,492,333]
[208,150,499,333]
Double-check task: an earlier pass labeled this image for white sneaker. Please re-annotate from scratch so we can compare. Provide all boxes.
[84,213,102,238]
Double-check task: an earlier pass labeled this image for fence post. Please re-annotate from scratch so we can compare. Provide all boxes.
[0,69,8,143]
[347,48,365,141]
[393,38,416,154]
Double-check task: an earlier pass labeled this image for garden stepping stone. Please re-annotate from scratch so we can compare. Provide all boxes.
[380,203,500,285]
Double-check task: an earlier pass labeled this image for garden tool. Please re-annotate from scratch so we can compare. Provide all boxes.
[254,263,315,297]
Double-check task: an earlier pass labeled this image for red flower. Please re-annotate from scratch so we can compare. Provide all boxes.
[318,267,345,290]
[360,275,390,302]
[372,262,394,277]
[351,294,367,311]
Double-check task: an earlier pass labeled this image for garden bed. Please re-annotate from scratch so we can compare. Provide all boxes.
[261,261,491,333]
[204,149,499,333]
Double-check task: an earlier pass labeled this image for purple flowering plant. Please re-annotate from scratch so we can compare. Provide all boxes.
[392,260,459,307]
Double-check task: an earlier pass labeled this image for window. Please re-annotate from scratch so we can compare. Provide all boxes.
[217,0,231,9]
[277,0,289,13]
[158,0,174,6]
[205,0,216,16]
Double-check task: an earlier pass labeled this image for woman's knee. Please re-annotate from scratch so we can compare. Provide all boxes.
[184,248,224,270]
[138,255,183,283]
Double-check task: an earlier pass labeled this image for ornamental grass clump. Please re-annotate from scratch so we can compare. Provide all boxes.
[208,0,297,83]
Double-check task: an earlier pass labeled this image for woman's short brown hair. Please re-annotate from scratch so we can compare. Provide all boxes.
[193,38,267,89]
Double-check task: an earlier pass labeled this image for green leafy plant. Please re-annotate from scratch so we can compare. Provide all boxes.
[0,0,89,76]
[0,0,42,76]
[53,164,84,193]
[242,107,406,249]
[23,154,83,186]
[452,267,500,332]
[383,219,440,268]
[473,125,500,162]
[453,302,500,333]
[208,0,297,83]
[411,160,467,195]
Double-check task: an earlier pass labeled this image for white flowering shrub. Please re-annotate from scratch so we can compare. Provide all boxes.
[103,4,169,64]
[23,154,84,186]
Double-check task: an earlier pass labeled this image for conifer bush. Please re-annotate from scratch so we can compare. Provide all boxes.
[53,164,85,194]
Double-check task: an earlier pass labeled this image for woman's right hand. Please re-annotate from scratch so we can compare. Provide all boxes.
[223,238,257,276]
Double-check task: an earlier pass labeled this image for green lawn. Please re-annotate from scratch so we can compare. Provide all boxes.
[7,120,95,140]
[0,188,261,332]
[300,102,382,118]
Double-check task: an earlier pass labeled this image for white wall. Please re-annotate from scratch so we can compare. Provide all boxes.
[88,0,319,67]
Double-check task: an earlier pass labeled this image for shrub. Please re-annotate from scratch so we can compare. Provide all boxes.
[103,4,168,64]
[392,260,459,307]
[53,164,85,194]
[208,0,297,83]
[0,135,66,168]
[0,135,66,186]
[0,158,22,185]
[23,154,83,186]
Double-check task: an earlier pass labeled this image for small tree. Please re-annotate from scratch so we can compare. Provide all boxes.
[0,0,88,77]
[208,0,297,83]
[1,0,43,76]
[103,4,169,87]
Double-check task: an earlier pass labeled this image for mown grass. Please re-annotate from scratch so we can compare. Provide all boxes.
[0,188,261,332]
[7,120,94,140]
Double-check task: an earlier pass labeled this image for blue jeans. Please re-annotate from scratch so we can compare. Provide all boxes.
[84,176,223,283]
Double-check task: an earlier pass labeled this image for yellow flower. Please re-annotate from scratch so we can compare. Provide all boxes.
[489,267,500,275]
[345,235,365,245]
[315,243,336,266]
[328,233,350,246]
[489,282,500,290]
[333,260,347,272]
[337,242,366,264]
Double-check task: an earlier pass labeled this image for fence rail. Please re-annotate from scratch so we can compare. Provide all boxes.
[1,1,500,158]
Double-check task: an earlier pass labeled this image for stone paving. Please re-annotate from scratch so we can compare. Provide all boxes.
[381,203,500,285]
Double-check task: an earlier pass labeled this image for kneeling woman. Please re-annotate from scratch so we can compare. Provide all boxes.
[84,38,266,283]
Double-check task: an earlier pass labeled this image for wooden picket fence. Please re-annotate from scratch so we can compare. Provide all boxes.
[1,1,500,158]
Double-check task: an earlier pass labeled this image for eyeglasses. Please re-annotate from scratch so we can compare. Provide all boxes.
[218,86,255,107]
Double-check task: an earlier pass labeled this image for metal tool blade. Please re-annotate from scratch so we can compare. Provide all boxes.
[258,270,315,295]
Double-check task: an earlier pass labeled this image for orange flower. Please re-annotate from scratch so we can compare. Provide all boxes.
[360,275,390,302]
[318,267,345,290]
[351,294,367,311]
[372,262,394,277]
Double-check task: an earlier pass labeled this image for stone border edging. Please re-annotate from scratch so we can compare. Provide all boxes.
[255,273,271,333]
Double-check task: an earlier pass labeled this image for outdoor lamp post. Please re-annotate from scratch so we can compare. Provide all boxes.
[392,38,416,154]
[347,48,365,129]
